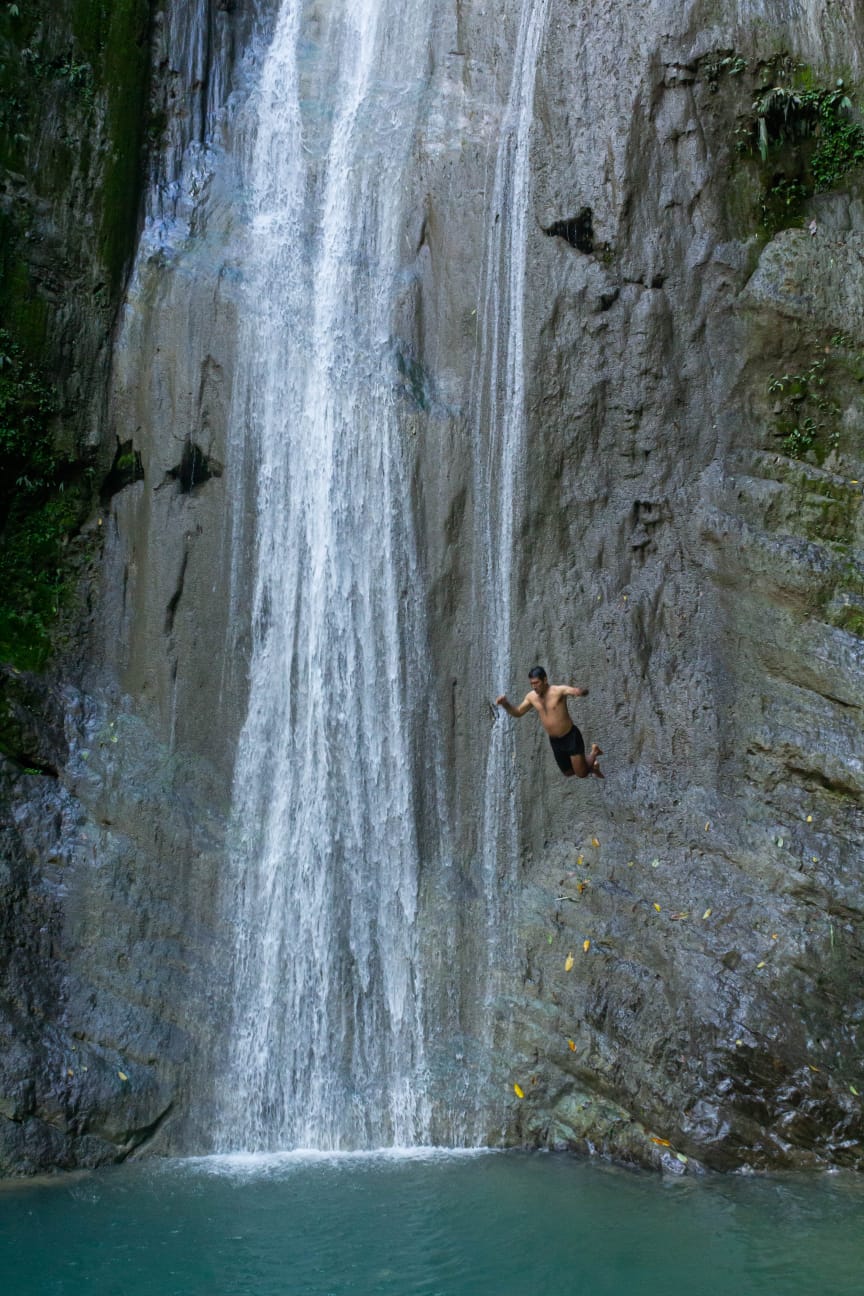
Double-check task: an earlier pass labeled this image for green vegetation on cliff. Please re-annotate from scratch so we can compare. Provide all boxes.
[739,60,864,234]
[0,330,93,668]
[706,52,864,236]
[0,0,152,670]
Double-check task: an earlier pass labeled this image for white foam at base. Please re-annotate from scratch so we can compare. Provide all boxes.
[182,1146,494,1178]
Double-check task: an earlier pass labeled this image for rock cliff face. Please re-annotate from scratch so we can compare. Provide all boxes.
[0,0,248,1173]
[2,0,864,1174]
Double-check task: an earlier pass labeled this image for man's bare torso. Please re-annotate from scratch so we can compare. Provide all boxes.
[526,685,574,738]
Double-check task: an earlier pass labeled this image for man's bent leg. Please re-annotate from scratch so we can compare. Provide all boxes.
[570,746,604,779]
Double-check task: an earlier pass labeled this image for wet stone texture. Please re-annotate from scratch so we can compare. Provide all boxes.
[2,0,864,1173]
[455,0,864,1171]
[0,679,230,1174]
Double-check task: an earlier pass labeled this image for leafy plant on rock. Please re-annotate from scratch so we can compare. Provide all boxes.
[736,64,864,234]
[751,80,864,190]
[767,356,844,462]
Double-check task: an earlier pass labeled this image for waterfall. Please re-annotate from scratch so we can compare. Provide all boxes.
[213,0,548,1152]
[217,0,439,1152]
[469,0,550,1096]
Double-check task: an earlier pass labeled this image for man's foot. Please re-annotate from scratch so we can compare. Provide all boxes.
[590,743,603,758]
[592,763,605,779]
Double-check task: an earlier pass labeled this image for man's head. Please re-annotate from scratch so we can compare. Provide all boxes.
[528,666,548,694]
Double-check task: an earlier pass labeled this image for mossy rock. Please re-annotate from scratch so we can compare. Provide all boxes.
[0,0,153,670]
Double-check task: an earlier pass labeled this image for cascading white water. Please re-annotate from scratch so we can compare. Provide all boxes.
[470,0,550,1044]
[215,0,549,1153]
[217,0,440,1151]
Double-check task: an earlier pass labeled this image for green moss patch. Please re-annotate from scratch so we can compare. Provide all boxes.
[0,330,91,669]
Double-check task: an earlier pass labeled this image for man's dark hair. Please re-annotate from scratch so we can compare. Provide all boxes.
[528,666,547,681]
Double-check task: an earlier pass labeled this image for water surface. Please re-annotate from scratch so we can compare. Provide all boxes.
[2,1151,862,1295]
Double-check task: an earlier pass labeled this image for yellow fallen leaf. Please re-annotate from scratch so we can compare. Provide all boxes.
[806,815,813,823]
[118,1071,128,1082]
[591,837,600,848]
[850,1084,859,1096]
[67,1069,74,1078]
[583,939,591,953]
[808,1065,820,1073]
[735,1039,743,1046]
[756,961,766,969]
[513,1083,524,1099]
[568,1039,576,1051]
[702,908,712,920]
[577,881,588,894]
[771,933,778,940]
[676,1152,689,1164]
[705,821,710,831]
[653,903,661,912]
[651,1136,671,1147]
[577,855,584,866]
[670,911,689,921]
[565,953,574,972]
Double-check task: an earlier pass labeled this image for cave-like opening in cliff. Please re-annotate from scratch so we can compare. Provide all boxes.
[542,207,594,253]
[100,438,145,505]
[167,440,223,494]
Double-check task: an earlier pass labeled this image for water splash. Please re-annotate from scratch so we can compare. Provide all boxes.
[217,0,439,1152]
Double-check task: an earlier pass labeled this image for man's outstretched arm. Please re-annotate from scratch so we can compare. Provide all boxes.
[496,692,533,717]
[560,685,588,698]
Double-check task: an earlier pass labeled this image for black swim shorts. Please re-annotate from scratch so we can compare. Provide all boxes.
[549,725,585,774]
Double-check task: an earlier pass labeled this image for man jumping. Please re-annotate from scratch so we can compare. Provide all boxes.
[496,666,604,779]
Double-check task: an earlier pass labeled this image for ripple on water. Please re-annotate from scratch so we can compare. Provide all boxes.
[1,1152,863,1296]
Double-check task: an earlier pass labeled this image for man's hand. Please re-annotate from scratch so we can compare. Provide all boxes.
[497,694,532,717]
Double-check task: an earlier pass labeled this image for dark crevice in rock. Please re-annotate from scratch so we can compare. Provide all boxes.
[0,749,59,778]
[785,762,863,796]
[414,214,429,255]
[165,549,189,636]
[164,440,223,494]
[623,273,667,289]
[395,345,431,411]
[115,1100,176,1161]
[100,438,145,505]
[808,689,860,713]
[543,208,594,253]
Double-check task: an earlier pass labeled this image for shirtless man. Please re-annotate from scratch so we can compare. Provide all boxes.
[496,666,604,779]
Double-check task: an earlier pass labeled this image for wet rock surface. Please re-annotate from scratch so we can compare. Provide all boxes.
[3,0,864,1174]
[0,681,230,1174]
[408,0,864,1169]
